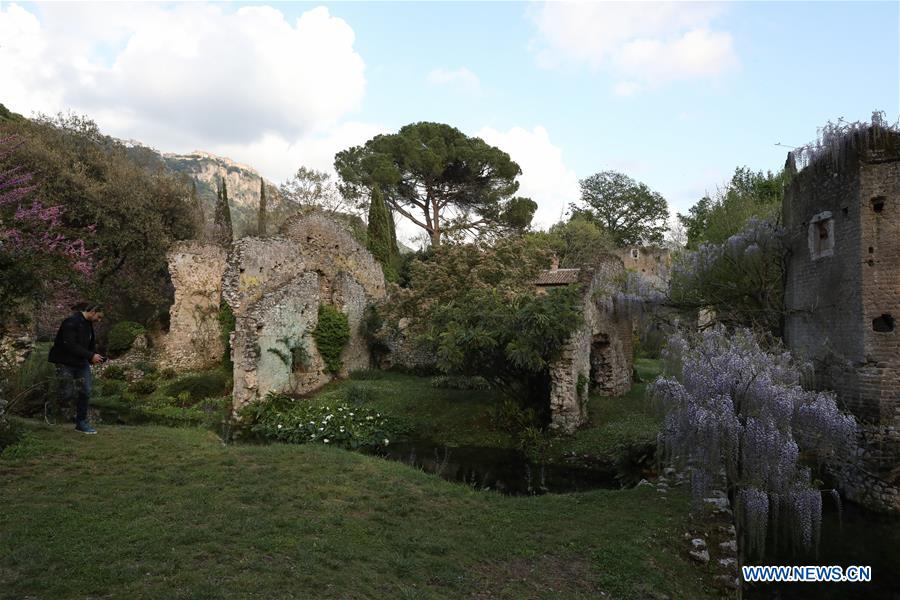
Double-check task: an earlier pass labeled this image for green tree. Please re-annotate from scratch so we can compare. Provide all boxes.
[213,177,233,246]
[570,171,669,246]
[527,218,614,268]
[366,186,399,281]
[335,122,536,246]
[258,177,267,236]
[678,167,786,249]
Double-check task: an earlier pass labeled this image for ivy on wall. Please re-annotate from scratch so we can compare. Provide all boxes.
[312,305,350,375]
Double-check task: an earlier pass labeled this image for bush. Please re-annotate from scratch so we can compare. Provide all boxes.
[98,378,126,397]
[312,305,350,375]
[349,369,385,381]
[430,375,490,390]
[218,304,235,369]
[345,383,373,405]
[488,398,539,434]
[107,321,146,355]
[238,393,398,449]
[128,379,157,395]
[160,367,177,380]
[8,344,57,417]
[164,371,231,402]
[0,419,25,452]
[101,364,126,380]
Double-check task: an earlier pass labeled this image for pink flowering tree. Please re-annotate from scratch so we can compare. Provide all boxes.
[0,135,94,317]
[651,326,857,557]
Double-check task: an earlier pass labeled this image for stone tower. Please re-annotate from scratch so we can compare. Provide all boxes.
[782,124,900,513]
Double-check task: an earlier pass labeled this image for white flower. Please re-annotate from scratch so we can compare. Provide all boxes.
[323,438,330,443]
[277,424,283,429]
[383,438,389,445]
[339,426,345,432]
[366,416,374,421]
[318,427,324,431]
[349,412,354,417]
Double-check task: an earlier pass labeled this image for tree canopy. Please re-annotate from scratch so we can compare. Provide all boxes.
[335,122,536,246]
[569,170,669,247]
[527,217,615,269]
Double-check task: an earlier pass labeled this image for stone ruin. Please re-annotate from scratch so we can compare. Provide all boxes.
[161,212,385,411]
[535,256,634,433]
[783,127,900,513]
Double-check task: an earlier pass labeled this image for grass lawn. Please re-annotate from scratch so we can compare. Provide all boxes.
[0,422,720,599]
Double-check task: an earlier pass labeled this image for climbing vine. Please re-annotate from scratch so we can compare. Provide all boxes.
[218,302,235,370]
[312,305,350,375]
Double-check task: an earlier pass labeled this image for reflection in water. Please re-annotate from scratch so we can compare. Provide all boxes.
[745,500,900,600]
[367,440,632,495]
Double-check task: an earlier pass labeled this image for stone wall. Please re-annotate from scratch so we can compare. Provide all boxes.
[223,212,386,410]
[783,142,900,513]
[546,258,634,433]
[617,246,671,285]
[160,242,228,371]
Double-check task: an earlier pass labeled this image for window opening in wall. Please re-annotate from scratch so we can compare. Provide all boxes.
[869,246,874,254]
[631,249,639,260]
[842,207,848,216]
[808,212,834,260]
[871,196,885,213]
[873,314,895,333]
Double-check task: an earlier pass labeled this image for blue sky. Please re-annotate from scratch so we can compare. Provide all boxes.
[1,1,897,239]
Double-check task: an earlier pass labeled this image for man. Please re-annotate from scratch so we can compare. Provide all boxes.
[48,302,104,434]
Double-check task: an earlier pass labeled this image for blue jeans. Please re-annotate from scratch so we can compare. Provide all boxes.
[56,364,92,422]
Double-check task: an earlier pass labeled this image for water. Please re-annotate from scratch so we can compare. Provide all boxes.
[745,500,900,600]
[366,440,635,495]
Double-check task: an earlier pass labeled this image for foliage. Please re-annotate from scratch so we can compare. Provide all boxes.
[430,375,490,390]
[344,382,374,405]
[127,378,157,396]
[677,167,785,249]
[0,418,25,452]
[106,321,146,355]
[278,166,357,217]
[366,185,400,281]
[238,393,397,449]
[212,177,233,246]
[349,369,385,381]
[335,122,536,246]
[164,370,231,403]
[218,303,235,370]
[6,343,57,417]
[488,398,540,434]
[384,237,581,407]
[527,217,614,268]
[312,305,350,375]
[569,171,669,246]
[102,364,126,380]
[668,217,785,336]
[0,113,197,324]
[650,326,857,557]
[790,110,900,173]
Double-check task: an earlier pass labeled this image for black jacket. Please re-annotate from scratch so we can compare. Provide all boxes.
[48,312,96,367]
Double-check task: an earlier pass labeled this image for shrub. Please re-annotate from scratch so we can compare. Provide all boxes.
[107,321,146,355]
[128,379,156,395]
[349,369,385,381]
[164,371,231,402]
[7,343,57,417]
[312,305,350,375]
[238,393,398,449]
[430,375,490,390]
[101,364,126,380]
[160,367,177,380]
[0,419,25,452]
[98,379,126,397]
[488,398,539,434]
[345,383,373,406]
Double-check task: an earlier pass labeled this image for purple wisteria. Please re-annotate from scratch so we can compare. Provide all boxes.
[651,326,857,556]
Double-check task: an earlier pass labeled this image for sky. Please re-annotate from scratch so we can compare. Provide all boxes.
[1,1,898,242]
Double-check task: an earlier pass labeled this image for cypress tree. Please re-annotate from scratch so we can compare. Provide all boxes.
[213,176,233,246]
[258,177,268,236]
[367,185,399,281]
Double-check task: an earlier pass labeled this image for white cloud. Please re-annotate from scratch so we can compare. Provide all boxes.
[426,67,481,94]
[530,2,737,91]
[0,3,366,149]
[476,125,580,230]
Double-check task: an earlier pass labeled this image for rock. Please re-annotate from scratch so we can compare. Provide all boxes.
[717,525,736,536]
[637,479,652,487]
[691,538,706,550]
[703,497,730,513]
[132,334,148,350]
[719,540,737,555]
[718,558,737,568]
[689,550,710,564]
[663,467,677,477]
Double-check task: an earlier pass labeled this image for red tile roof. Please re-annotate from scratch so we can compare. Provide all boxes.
[534,268,580,286]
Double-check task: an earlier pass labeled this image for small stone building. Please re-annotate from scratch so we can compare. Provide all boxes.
[783,126,899,513]
[536,256,634,433]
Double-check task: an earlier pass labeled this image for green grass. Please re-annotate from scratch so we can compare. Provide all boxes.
[0,422,719,599]
[545,358,663,468]
[306,372,517,448]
